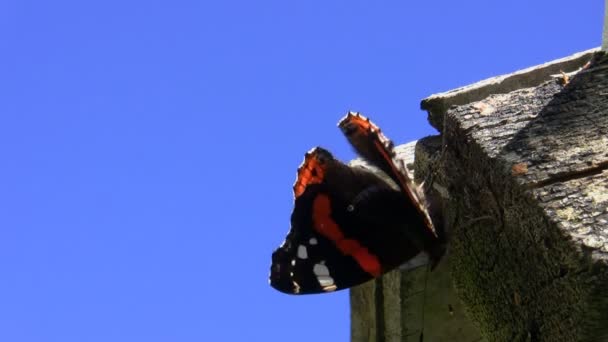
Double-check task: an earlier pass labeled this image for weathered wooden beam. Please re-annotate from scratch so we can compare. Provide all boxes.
[424,51,608,341]
[421,48,599,130]
[350,50,608,342]
[350,143,483,342]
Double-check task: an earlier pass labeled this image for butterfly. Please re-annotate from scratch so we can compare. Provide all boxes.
[270,112,444,294]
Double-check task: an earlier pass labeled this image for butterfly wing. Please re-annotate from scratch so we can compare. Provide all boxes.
[270,147,428,295]
[338,112,445,267]
[270,185,376,294]
[338,112,419,203]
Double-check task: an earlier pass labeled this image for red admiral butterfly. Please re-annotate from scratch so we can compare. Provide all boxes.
[270,112,444,295]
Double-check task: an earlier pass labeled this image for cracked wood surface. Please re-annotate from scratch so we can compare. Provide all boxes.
[435,52,608,341]
[350,51,608,342]
[421,48,599,130]
[447,52,608,259]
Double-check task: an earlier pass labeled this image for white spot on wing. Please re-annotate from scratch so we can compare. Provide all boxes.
[317,276,334,287]
[309,237,318,245]
[297,245,308,259]
[323,284,337,292]
[313,263,330,276]
[291,259,296,266]
[313,263,335,289]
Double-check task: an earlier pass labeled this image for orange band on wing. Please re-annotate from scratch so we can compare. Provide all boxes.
[312,194,382,277]
[293,150,327,198]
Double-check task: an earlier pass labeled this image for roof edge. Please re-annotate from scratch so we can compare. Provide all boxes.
[420,47,601,130]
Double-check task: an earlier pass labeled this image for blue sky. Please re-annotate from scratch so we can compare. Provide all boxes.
[0,1,603,341]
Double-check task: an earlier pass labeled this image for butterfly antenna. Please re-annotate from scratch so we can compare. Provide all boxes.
[419,263,431,342]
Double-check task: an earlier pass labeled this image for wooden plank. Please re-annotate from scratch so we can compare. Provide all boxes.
[351,51,608,342]
[350,140,483,342]
[421,48,598,130]
[437,52,608,341]
[350,279,377,342]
